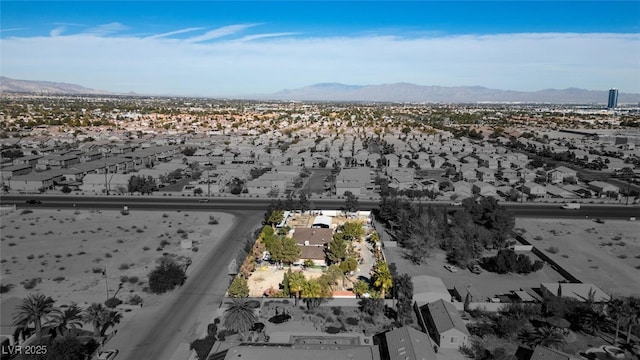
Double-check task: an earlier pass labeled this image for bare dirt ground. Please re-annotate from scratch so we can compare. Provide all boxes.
[0,208,234,311]
[515,218,640,297]
[384,247,565,301]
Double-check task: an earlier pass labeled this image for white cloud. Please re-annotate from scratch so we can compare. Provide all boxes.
[1,32,638,96]
[185,24,257,43]
[82,22,128,36]
[50,26,65,37]
[236,32,299,42]
[146,27,204,39]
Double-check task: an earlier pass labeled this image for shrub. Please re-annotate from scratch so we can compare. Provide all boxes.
[227,276,249,298]
[143,246,150,251]
[0,283,14,293]
[545,246,559,254]
[53,276,65,282]
[26,254,34,260]
[128,276,139,284]
[119,264,130,270]
[481,249,544,274]
[147,260,186,294]
[128,294,143,305]
[22,278,41,290]
[120,276,129,283]
[20,209,33,215]
[105,297,122,308]
[92,267,103,274]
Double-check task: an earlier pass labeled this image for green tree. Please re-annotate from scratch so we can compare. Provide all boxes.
[353,280,370,298]
[266,210,284,228]
[99,310,122,336]
[342,191,359,213]
[298,192,309,213]
[519,326,567,349]
[82,303,107,337]
[359,296,384,316]
[327,234,348,264]
[301,278,328,310]
[608,297,630,344]
[228,276,250,298]
[276,236,301,265]
[288,271,306,306]
[339,257,358,274]
[394,274,414,302]
[44,334,88,360]
[49,303,83,338]
[372,261,393,298]
[148,259,187,294]
[12,293,56,343]
[340,221,364,241]
[223,298,257,338]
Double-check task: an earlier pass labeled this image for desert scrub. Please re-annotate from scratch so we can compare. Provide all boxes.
[119,264,130,270]
[545,246,559,254]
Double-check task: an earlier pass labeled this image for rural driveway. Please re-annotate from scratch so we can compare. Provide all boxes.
[105,210,263,360]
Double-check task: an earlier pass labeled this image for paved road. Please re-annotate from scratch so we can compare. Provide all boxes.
[101,209,263,360]
[3,195,640,219]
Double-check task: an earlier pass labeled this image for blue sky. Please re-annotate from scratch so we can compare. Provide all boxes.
[1,1,639,96]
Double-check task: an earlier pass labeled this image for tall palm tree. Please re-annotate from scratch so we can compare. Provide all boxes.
[607,297,630,344]
[288,272,306,306]
[82,303,107,337]
[223,298,257,339]
[12,293,56,343]
[372,261,393,298]
[99,310,122,336]
[519,326,567,350]
[50,303,84,337]
[301,278,326,310]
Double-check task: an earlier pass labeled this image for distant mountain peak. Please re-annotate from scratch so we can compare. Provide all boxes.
[0,76,112,95]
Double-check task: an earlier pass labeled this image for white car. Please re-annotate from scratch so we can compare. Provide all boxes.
[97,350,119,360]
[450,201,463,206]
[444,265,458,273]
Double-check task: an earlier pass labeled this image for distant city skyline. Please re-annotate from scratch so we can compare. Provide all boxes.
[1,1,639,96]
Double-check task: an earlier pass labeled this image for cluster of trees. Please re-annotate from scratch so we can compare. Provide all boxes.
[259,226,301,266]
[281,269,333,309]
[128,175,157,194]
[481,249,544,274]
[465,294,640,359]
[10,293,122,360]
[377,196,515,268]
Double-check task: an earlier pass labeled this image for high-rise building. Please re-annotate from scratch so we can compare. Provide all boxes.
[608,88,618,108]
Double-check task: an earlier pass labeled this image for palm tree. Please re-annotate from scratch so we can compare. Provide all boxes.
[223,298,257,339]
[372,261,393,298]
[12,293,56,343]
[353,280,370,299]
[625,297,640,344]
[607,297,630,344]
[301,278,326,310]
[82,303,107,337]
[99,310,122,336]
[288,272,306,306]
[519,326,567,350]
[49,303,84,337]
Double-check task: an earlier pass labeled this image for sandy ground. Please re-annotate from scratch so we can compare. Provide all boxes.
[384,247,565,301]
[515,218,640,297]
[0,208,234,312]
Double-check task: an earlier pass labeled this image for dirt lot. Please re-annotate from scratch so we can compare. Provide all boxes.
[384,246,565,301]
[515,218,640,297]
[0,208,234,307]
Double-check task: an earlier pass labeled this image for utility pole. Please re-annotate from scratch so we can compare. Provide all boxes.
[103,266,110,300]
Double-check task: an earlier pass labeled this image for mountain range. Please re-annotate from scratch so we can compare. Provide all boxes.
[2,76,638,104]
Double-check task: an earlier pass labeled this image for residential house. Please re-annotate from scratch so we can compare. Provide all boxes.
[336,168,372,196]
[452,284,486,303]
[80,173,132,194]
[292,228,333,266]
[472,182,497,197]
[375,326,437,360]
[9,172,64,192]
[412,275,451,306]
[588,181,619,196]
[475,167,496,183]
[522,182,546,198]
[547,166,577,184]
[515,345,581,360]
[417,299,469,349]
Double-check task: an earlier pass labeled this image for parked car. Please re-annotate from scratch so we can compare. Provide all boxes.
[468,264,483,274]
[26,199,42,204]
[444,265,458,273]
[198,199,209,203]
[450,201,463,206]
[97,349,119,360]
